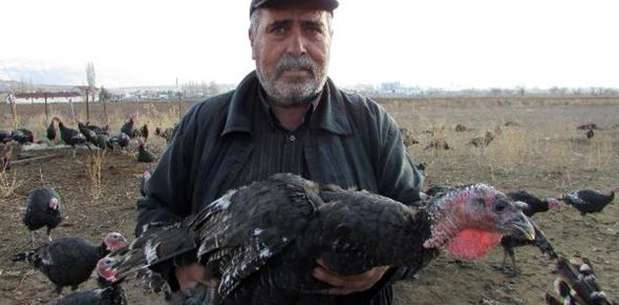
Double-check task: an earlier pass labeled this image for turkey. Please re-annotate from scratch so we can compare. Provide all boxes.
[136,138,156,163]
[47,258,127,305]
[0,129,12,143]
[23,187,63,246]
[469,131,495,148]
[121,114,138,138]
[155,125,177,143]
[498,190,562,273]
[560,188,617,215]
[139,170,152,197]
[78,122,108,150]
[136,124,149,142]
[55,117,89,156]
[11,128,34,144]
[545,256,616,305]
[86,122,110,136]
[12,232,128,294]
[107,133,130,151]
[106,173,534,305]
[47,120,58,142]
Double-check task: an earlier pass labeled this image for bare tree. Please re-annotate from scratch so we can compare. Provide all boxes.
[85,62,96,121]
[86,62,96,89]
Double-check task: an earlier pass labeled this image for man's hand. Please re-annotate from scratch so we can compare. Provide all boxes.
[175,263,217,290]
[312,259,390,296]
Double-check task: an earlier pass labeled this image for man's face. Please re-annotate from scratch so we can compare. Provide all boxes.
[250,8,332,107]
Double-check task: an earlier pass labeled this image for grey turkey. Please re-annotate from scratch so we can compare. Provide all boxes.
[545,256,616,305]
[106,173,534,305]
[499,190,562,273]
[12,232,128,294]
[47,258,127,305]
[559,188,617,215]
[23,187,63,246]
[136,138,156,163]
[106,133,130,151]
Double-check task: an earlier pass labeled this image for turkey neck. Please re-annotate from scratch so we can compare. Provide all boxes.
[96,243,110,258]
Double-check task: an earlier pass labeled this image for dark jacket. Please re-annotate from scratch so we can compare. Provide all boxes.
[136,71,424,304]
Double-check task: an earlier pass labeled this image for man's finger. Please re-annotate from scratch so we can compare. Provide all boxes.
[313,266,346,287]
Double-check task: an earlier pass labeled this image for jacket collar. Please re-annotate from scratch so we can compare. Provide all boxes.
[222,71,352,137]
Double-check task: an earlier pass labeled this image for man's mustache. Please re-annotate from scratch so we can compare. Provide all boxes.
[275,55,317,78]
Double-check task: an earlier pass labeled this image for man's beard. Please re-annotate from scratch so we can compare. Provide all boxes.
[256,54,328,108]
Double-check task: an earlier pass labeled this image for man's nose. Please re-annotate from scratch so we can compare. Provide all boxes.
[285,28,308,56]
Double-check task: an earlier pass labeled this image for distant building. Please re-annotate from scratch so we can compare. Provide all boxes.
[13,90,84,104]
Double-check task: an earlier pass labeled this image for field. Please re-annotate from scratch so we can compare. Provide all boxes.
[1,97,618,305]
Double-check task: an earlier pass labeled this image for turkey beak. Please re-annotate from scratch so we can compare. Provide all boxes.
[507,212,536,241]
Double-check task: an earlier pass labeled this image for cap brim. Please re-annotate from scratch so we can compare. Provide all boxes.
[251,0,339,15]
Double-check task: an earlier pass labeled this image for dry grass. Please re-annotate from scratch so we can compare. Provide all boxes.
[0,171,23,199]
[86,150,106,199]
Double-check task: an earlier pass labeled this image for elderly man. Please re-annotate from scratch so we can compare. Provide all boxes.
[137,0,423,304]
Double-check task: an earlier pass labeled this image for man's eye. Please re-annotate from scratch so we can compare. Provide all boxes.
[272,25,287,35]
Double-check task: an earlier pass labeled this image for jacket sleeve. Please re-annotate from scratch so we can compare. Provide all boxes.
[374,103,424,207]
[135,103,202,237]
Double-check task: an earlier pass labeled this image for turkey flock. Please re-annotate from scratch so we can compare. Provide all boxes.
[0,113,179,171]
[3,115,617,305]
[399,120,611,151]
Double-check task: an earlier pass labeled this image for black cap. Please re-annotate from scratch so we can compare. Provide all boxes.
[250,0,339,16]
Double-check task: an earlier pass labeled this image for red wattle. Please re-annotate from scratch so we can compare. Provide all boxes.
[446,229,502,261]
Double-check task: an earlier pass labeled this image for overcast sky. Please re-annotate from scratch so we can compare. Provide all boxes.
[1,0,618,88]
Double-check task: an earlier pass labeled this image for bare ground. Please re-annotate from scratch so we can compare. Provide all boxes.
[0,97,617,305]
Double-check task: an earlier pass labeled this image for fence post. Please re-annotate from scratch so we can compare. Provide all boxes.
[44,93,49,125]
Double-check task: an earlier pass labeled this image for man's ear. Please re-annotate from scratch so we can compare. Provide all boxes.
[249,30,256,60]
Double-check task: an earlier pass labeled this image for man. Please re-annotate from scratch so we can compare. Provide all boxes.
[136,0,424,304]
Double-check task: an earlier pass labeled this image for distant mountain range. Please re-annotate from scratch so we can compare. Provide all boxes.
[0,59,84,87]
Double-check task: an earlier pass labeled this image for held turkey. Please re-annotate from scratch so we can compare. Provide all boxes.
[107,173,534,305]
[11,232,128,294]
[23,187,63,246]
[47,258,127,305]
